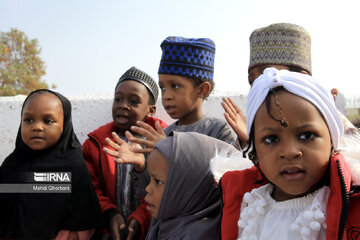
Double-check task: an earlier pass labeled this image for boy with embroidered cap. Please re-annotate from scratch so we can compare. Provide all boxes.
[82,66,167,240]
[157,36,236,140]
[222,23,358,148]
[223,23,312,148]
[118,36,237,154]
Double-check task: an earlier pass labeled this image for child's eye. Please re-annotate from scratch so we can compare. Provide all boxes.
[159,86,165,91]
[114,97,122,102]
[129,98,140,105]
[299,132,316,140]
[171,83,180,89]
[263,135,279,144]
[44,119,55,125]
[23,118,33,124]
[155,179,164,185]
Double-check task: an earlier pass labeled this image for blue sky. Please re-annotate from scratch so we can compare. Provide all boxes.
[1,0,359,96]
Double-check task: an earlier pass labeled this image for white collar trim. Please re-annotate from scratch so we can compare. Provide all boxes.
[237,184,330,240]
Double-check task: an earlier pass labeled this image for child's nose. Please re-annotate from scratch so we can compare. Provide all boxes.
[118,101,130,110]
[280,140,303,160]
[32,122,44,131]
[162,89,173,100]
[145,184,151,194]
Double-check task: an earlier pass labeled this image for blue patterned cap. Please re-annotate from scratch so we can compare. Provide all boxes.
[158,36,216,81]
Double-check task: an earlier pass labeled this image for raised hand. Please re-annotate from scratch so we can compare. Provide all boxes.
[103,132,146,172]
[127,120,166,154]
[221,97,248,145]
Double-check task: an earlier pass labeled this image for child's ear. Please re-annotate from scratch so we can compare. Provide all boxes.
[330,145,335,156]
[146,105,156,117]
[198,82,211,98]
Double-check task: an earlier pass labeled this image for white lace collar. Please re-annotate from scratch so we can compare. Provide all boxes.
[237,184,330,240]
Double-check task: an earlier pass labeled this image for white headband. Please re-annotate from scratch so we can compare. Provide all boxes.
[246,68,344,149]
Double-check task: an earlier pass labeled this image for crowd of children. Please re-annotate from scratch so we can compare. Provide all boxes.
[1,23,359,240]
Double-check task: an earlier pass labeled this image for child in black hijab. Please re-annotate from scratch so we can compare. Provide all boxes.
[0,89,103,239]
[145,132,238,239]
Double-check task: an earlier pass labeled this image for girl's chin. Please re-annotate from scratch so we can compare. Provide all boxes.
[146,204,158,218]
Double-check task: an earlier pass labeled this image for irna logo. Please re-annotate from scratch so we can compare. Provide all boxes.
[34,172,71,182]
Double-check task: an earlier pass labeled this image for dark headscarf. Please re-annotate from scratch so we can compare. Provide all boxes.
[145,132,238,240]
[0,89,104,239]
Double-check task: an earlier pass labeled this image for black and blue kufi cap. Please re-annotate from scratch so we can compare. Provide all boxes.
[158,36,216,81]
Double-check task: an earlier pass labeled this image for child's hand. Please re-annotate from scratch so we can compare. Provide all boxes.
[126,218,140,240]
[331,88,338,101]
[221,97,248,145]
[128,121,166,154]
[109,213,126,240]
[103,132,146,172]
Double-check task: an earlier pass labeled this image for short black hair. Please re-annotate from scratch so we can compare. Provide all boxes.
[186,76,215,100]
[146,88,155,105]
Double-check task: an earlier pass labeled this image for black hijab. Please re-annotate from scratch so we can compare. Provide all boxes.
[0,89,104,239]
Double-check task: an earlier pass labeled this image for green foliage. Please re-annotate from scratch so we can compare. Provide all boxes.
[0,28,51,96]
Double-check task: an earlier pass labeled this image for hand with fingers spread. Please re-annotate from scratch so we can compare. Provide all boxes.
[127,120,166,154]
[110,213,127,240]
[126,218,141,240]
[103,132,146,172]
[221,97,248,145]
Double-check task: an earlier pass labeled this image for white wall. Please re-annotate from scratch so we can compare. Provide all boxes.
[0,92,247,164]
